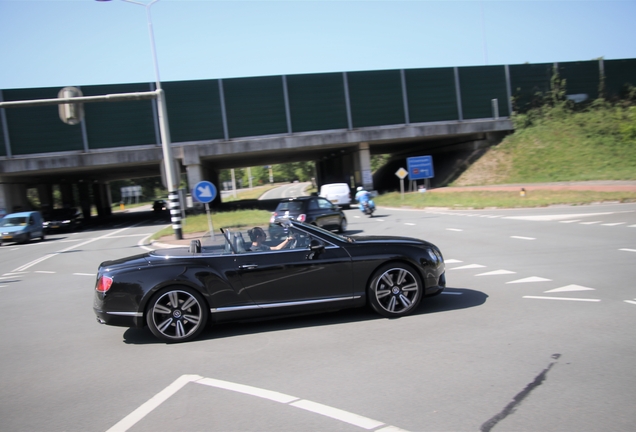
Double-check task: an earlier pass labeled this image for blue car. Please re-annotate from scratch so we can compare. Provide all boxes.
[0,211,46,245]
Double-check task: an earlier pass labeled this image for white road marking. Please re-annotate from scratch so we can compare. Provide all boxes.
[446,228,463,232]
[73,273,95,277]
[445,259,462,264]
[602,222,625,226]
[545,285,595,293]
[504,212,614,221]
[12,226,135,272]
[507,277,552,284]
[106,374,200,432]
[625,300,636,305]
[523,296,601,302]
[559,220,581,224]
[511,236,535,240]
[476,270,516,276]
[291,399,385,430]
[580,221,602,225]
[108,374,409,432]
[34,271,55,274]
[404,223,416,226]
[449,264,486,270]
[620,249,636,253]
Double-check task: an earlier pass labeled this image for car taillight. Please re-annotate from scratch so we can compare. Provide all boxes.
[96,276,113,293]
[270,212,278,223]
[298,214,306,222]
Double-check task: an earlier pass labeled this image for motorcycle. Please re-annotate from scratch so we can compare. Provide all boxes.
[360,200,375,217]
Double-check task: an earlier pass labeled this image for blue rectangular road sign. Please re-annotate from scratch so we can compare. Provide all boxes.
[407,156,434,180]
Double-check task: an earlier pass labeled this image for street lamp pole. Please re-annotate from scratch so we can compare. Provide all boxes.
[99,0,182,239]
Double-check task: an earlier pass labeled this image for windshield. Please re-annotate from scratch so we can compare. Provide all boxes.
[0,217,28,227]
[276,201,304,212]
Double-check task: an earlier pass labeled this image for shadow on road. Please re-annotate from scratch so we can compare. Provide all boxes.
[122,287,488,345]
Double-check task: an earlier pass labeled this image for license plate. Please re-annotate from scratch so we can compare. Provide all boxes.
[2,235,12,240]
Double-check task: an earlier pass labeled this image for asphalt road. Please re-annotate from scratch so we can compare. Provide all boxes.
[0,202,634,432]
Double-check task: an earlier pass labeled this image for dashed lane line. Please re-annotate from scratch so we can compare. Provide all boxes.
[523,296,601,302]
[106,374,409,432]
[511,236,536,240]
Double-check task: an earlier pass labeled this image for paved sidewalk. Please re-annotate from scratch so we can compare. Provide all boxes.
[431,180,636,193]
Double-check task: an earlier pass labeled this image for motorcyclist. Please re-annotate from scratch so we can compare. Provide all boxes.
[355,186,375,214]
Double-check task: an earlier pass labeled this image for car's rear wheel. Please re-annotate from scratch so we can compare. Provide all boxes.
[368,264,422,317]
[147,287,208,343]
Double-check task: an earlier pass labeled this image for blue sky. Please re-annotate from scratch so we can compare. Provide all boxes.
[1,0,635,90]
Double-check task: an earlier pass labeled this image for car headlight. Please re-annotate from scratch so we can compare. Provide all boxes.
[426,248,443,265]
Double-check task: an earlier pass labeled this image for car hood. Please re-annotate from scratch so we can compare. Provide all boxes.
[0,226,28,234]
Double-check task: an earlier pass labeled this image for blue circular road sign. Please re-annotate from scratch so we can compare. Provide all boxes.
[192,181,217,204]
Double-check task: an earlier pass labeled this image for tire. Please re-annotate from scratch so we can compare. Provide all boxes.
[146,287,208,343]
[338,217,347,233]
[368,264,423,318]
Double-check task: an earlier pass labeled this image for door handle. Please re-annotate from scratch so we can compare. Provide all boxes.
[238,264,258,270]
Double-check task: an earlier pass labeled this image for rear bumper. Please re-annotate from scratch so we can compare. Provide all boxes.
[93,308,144,328]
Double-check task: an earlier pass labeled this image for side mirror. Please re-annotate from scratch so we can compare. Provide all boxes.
[307,240,325,260]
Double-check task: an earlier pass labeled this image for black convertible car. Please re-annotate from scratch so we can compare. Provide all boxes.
[93,220,446,343]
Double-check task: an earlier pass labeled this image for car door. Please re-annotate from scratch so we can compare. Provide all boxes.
[234,230,353,308]
[313,197,340,229]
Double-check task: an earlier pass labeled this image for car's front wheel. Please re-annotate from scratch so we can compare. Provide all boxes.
[146,287,208,343]
[368,264,423,318]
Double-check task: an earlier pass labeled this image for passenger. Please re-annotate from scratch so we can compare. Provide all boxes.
[247,227,293,251]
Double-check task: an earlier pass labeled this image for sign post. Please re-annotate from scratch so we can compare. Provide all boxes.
[192,181,217,239]
[395,167,408,200]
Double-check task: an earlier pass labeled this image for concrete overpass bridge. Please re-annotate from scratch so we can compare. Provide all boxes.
[1,58,634,217]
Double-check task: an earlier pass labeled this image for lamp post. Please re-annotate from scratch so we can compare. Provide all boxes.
[98,0,182,239]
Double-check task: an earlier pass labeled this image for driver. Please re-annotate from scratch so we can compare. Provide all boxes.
[247,227,293,251]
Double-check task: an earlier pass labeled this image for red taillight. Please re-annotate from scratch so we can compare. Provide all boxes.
[298,214,306,222]
[96,276,113,293]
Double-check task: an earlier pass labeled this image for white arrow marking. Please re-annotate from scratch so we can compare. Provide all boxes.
[544,284,595,293]
[476,270,516,276]
[506,277,552,284]
[450,264,486,270]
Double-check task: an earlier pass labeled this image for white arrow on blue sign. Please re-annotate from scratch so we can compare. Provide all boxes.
[192,181,217,204]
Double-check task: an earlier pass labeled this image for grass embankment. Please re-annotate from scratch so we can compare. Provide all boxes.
[155,102,636,237]
[454,103,636,185]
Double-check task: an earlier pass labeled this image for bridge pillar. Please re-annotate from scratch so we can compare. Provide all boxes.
[183,147,205,211]
[353,142,374,190]
[92,182,112,218]
[78,182,92,221]
[37,183,54,215]
[0,179,29,214]
[59,183,75,208]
